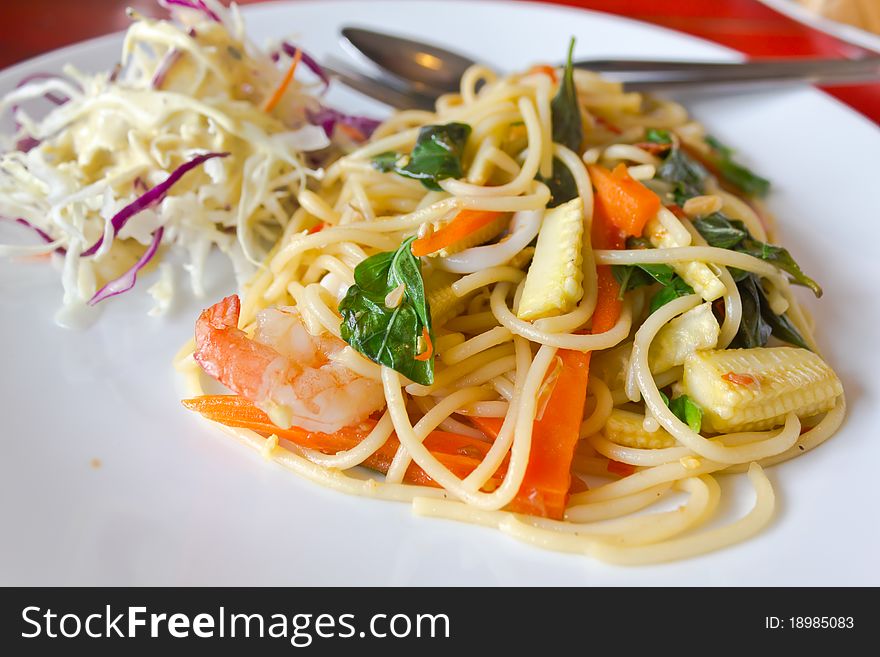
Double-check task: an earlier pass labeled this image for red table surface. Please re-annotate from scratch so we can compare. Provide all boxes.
[0,0,878,123]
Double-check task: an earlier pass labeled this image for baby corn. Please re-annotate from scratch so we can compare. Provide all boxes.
[683,346,843,432]
[603,408,677,449]
[517,198,584,320]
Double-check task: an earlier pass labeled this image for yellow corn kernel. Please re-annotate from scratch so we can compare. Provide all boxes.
[649,302,719,374]
[683,347,843,432]
[516,198,584,320]
[603,409,677,449]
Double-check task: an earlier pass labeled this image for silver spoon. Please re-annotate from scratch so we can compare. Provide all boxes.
[342,26,880,94]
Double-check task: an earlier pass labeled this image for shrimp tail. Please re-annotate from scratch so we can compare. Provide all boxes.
[194,295,288,402]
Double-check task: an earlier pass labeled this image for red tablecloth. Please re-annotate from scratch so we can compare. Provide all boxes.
[1,0,878,123]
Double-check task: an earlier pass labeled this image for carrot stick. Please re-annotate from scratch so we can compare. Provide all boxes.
[529,64,558,83]
[590,198,625,333]
[410,210,501,257]
[468,416,503,441]
[506,349,591,519]
[414,326,433,362]
[587,162,660,237]
[263,47,302,113]
[182,395,506,489]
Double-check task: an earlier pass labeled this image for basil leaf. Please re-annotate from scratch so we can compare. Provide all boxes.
[372,151,400,173]
[371,122,471,191]
[648,275,694,314]
[706,135,770,198]
[339,237,434,385]
[731,274,808,350]
[655,148,708,203]
[668,394,703,433]
[736,235,823,297]
[658,390,703,433]
[612,264,659,296]
[692,213,748,249]
[731,275,772,349]
[760,296,810,350]
[645,128,672,144]
[613,262,674,292]
[537,157,578,207]
[693,213,822,297]
[550,37,582,152]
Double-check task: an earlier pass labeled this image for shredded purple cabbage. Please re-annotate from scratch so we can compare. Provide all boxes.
[11,72,76,152]
[81,152,229,257]
[152,49,182,89]
[162,0,221,22]
[16,72,72,105]
[88,227,164,305]
[15,136,41,153]
[281,42,330,92]
[2,217,66,255]
[307,105,381,140]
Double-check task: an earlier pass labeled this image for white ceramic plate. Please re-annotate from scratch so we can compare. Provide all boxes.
[758,0,880,53]
[2,0,878,586]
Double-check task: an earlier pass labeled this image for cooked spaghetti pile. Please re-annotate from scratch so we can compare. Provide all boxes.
[178,41,844,565]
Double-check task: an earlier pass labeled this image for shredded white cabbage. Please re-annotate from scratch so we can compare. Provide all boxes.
[0,0,331,325]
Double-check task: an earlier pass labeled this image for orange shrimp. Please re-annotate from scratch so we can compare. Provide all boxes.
[194,295,386,433]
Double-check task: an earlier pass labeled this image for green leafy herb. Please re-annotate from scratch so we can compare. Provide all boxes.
[550,37,582,152]
[730,274,809,350]
[730,274,772,349]
[338,237,434,385]
[372,122,471,191]
[655,148,708,204]
[613,262,671,294]
[761,301,809,350]
[645,128,672,144]
[690,212,747,248]
[693,213,822,296]
[611,236,695,309]
[537,157,578,207]
[611,261,694,310]
[705,135,770,198]
[670,395,703,432]
[736,235,822,296]
[659,391,703,433]
[648,276,695,314]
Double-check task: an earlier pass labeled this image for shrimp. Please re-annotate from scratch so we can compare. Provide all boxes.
[194,295,386,433]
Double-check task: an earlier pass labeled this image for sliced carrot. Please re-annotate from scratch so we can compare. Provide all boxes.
[336,122,366,142]
[587,162,661,237]
[263,47,302,113]
[590,199,625,333]
[529,64,558,83]
[306,222,325,234]
[593,114,622,135]
[607,459,636,478]
[508,349,592,520]
[666,203,688,221]
[410,210,501,257]
[414,326,433,362]
[569,475,589,494]
[182,395,506,489]
[468,416,503,441]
